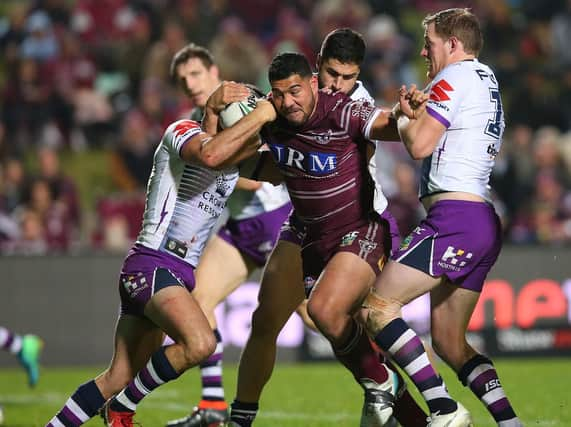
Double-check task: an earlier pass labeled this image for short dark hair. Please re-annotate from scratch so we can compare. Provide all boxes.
[319,28,366,65]
[268,52,313,83]
[423,8,483,55]
[169,43,215,81]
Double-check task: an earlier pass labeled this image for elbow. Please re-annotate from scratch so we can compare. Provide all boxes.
[409,150,429,161]
[201,152,226,169]
[406,138,434,160]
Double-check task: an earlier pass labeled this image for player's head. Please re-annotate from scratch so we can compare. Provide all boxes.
[421,8,482,79]
[170,43,220,108]
[317,28,365,94]
[268,52,318,127]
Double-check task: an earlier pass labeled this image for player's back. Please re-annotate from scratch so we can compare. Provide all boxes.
[263,91,378,237]
[137,120,239,267]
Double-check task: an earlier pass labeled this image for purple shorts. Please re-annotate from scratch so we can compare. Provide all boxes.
[118,244,196,317]
[278,209,306,246]
[393,200,502,292]
[302,217,391,297]
[380,209,401,257]
[218,202,292,266]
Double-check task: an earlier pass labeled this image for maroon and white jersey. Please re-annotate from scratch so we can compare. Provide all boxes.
[262,91,381,237]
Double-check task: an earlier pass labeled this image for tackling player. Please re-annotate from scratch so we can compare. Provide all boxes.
[46,82,276,427]
[164,44,302,427]
[364,8,522,427]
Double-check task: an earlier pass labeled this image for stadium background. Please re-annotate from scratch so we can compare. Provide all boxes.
[0,0,570,365]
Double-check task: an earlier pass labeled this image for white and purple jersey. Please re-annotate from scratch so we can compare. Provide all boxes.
[422,59,505,202]
[190,106,291,221]
[226,153,290,221]
[136,120,239,267]
[349,80,389,214]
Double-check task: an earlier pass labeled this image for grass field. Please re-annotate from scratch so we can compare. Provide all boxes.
[1,359,570,426]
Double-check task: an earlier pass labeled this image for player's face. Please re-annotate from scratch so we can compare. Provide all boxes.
[271,74,318,127]
[176,57,220,108]
[317,58,360,93]
[421,22,451,79]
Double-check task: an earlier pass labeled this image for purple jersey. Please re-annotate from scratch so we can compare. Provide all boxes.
[262,91,381,238]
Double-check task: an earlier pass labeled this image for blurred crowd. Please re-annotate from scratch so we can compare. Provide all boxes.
[0,0,570,254]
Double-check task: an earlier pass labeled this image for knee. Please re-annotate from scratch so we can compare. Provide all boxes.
[307,298,346,339]
[181,330,217,368]
[98,369,131,397]
[362,291,402,334]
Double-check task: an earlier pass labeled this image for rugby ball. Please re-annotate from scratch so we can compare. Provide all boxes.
[219,89,264,129]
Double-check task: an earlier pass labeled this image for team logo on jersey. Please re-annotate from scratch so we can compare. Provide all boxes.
[215,174,231,196]
[358,238,377,258]
[430,79,454,102]
[340,231,359,247]
[438,245,473,272]
[314,129,332,145]
[487,144,499,158]
[269,144,337,175]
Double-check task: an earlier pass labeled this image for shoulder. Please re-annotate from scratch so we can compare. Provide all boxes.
[349,81,374,103]
[163,119,203,151]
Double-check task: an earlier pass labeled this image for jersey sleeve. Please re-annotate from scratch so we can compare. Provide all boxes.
[164,119,204,157]
[345,100,381,142]
[425,64,469,128]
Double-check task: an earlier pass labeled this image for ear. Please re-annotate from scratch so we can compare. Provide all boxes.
[316,53,322,69]
[211,64,220,79]
[448,36,459,53]
[310,74,319,92]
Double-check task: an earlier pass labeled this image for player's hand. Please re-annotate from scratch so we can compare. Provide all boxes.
[255,99,277,123]
[398,84,428,119]
[206,81,251,114]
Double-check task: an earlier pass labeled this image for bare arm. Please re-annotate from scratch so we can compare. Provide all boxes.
[368,110,401,141]
[395,85,444,160]
[181,100,277,169]
[236,176,263,191]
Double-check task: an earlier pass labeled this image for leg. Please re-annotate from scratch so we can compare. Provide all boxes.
[47,315,161,426]
[364,261,470,422]
[0,326,43,387]
[193,235,252,327]
[175,235,253,426]
[107,286,216,418]
[308,252,399,426]
[230,240,305,426]
[431,282,522,426]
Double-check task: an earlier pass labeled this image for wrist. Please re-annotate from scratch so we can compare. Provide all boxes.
[390,103,402,120]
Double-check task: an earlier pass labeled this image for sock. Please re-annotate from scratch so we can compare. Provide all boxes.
[374,318,456,415]
[458,354,521,426]
[230,400,259,427]
[334,320,389,385]
[0,327,22,354]
[198,329,226,409]
[47,380,105,426]
[110,346,180,413]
